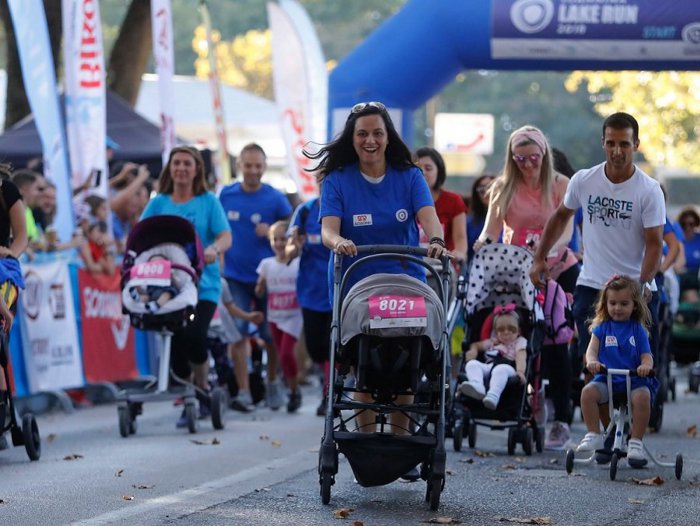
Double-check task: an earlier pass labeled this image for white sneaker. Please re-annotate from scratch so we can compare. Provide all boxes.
[483,392,499,410]
[576,432,603,452]
[545,421,571,451]
[627,438,648,468]
[459,381,486,400]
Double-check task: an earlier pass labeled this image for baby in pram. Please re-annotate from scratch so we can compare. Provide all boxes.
[459,304,527,410]
[121,242,198,317]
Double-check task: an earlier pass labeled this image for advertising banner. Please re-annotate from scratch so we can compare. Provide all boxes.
[8,0,75,243]
[492,0,700,60]
[20,261,83,393]
[78,269,136,383]
[62,0,108,200]
[151,0,177,164]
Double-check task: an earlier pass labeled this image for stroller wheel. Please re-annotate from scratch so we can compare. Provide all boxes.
[22,413,40,461]
[565,449,575,474]
[522,427,533,456]
[649,400,663,432]
[609,453,619,481]
[675,453,683,480]
[507,428,516,455]
[427,477,442,511]
[118,405,130,438]
[467,420,477,449]
[210,388,226,430]
[185,402,197,434]
[452,420,463,452]
[320,471,333,505]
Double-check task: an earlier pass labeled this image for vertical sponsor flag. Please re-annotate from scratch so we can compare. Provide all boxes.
[198,0,231,186]
[268,1,324,200]
[62,0,108,201]
[78,269,137,383]
[20,261,83,393]
[279,0,327,147]
[151,0,177,165]
[8,0,74,242]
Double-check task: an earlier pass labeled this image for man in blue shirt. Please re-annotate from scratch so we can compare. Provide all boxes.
[219,143,292,411]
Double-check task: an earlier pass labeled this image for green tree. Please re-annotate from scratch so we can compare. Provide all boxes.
[566,71,700,172]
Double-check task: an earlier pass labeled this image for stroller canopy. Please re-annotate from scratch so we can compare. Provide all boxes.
[465,244,536,316]
[340,273,444,350]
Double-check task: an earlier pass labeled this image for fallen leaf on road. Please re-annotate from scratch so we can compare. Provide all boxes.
[132,484,154,490]
[189,438,220,446]
[688,425,697,438]
[115,469,124,477]
[421,517,462,524]
[632,476,664,486]
[46,433,57,443]
[514,457,525,463]
[271,440,282,448]
[254,487,271,492]
[474,450,494,458]
[496,516,552,524]
[501,464,517,470]
[259,434,269,440]
[352,522,364,526]
[460,458,474,464]
[63,454,83,461]
[333,507,354,519]
[0,499,5,504]
[628,498,644,504]
[121,495,134,501]
[446,468,456,476]
[549,458,559,465]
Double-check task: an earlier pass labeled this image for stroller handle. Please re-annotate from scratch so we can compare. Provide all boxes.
[355,244,451,267]
[583,366,655,378]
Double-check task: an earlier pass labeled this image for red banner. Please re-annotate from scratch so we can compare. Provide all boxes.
[78,269,137,383]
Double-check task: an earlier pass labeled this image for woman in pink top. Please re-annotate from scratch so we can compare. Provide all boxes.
[474,125,578,292]
[474,125,578,451]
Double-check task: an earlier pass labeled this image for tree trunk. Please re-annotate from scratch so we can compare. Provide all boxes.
[107,0,152,106]
[1,0,62,130]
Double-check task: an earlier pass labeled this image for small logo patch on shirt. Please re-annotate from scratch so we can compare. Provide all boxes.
[605,335,618,347]
[353,214,373,226]
[227,210,240,221]
[307,234,322,244]
[395,209,408,222]
[629,336,636,346]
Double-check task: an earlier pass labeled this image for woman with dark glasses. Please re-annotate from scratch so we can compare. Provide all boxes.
[474,125,579,451]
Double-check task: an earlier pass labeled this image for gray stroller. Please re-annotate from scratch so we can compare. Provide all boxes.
[318,245,451,511]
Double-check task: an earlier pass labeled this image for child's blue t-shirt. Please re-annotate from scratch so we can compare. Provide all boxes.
[219,182,292,283]
[591,319,654,392]
[141,192,229,303]
[662,216,682,256]
[289,198,331,312]
[319,164,433,296]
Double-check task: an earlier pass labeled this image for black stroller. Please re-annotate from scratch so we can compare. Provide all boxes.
[0,281,40,460]
[318,245,451,511]
[118,215,226,436]
[450,244,546,455]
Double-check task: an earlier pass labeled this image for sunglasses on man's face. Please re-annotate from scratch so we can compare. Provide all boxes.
[350,101,386,114]
[512,153,542,165]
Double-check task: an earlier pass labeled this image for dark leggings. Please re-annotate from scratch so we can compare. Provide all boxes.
[541,263,578,423]
[302,308,332,364]
[171,300,217,380]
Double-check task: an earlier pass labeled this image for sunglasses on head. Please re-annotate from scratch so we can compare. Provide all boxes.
[350,101,386,114]
[512,153,542,165]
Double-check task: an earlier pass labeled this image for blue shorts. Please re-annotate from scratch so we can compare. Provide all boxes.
[226,277,272,342]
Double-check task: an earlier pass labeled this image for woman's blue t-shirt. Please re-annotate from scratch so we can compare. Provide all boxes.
[141,192,229,303]
[319,164,433,297]
[290,197,331,312]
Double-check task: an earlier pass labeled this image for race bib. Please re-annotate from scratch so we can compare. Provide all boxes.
[368,295,427,329]
[268,291,299,311]
[129,260,172,287]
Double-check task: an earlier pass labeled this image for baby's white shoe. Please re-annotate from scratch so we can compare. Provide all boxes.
[459,381,486,400]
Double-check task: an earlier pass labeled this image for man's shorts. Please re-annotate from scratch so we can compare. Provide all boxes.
[226,277,272,342]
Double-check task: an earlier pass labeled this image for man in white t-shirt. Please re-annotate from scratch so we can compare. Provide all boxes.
[529,112,665,451]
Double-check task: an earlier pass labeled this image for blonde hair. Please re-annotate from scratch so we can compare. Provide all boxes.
[269,220,289,242]
[489,125,557,218]
[589,275,651,333]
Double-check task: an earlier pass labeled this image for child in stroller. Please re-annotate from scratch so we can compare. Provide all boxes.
[459,304,527,410]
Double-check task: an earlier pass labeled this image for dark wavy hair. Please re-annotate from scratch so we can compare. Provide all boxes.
[304,104,414,182]
[157,146,209,196]
[469,173,496,221]
[414,146,446,190]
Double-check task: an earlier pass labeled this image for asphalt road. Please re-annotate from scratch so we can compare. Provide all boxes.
[1,366,699,526]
